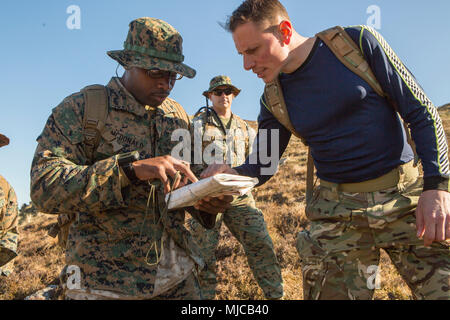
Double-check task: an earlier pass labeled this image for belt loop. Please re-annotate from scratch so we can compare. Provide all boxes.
[396,165,405,193]
[330,182,340,200]
[319,180,340,200]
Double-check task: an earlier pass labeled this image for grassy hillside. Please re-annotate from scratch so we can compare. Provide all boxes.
[1,106,449,300]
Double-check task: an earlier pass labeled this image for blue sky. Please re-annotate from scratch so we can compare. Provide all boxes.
[1,0,449,206]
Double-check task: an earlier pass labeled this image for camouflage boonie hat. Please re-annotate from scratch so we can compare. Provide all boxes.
[0,134,9,148]
[107,17,196,78]
[202,75,241,97]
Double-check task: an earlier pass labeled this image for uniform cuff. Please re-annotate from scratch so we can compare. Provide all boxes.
[185,206,216,229]
[118,166,131,188]
[423,176,450,192]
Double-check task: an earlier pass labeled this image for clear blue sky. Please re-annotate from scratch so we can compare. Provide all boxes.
[1,0,449,206]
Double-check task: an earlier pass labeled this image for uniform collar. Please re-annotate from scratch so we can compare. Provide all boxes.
[106,77,147,117]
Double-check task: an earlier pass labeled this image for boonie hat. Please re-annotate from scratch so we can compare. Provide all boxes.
[107,17,196,78]
[202,75,241,98]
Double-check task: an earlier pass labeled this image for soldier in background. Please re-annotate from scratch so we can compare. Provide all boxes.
[0,134,19,277]
[188,76,283,299]
[30,18,231,300]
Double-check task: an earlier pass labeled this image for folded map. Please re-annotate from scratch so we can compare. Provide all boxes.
[165,174,259,210]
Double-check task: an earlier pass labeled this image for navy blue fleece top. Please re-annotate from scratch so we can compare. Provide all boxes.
[236,25,449,191]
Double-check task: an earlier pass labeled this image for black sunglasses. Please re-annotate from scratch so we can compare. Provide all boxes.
[212,88,233,96]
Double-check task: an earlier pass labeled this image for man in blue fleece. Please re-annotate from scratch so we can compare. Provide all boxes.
[199,0,450,299]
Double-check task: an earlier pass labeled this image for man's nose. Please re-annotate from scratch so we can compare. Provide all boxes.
[156,76,174,90]
[243,55,255,71]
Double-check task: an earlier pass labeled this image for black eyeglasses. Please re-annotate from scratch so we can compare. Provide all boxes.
[212,88,233,96]
[146,69,183,81]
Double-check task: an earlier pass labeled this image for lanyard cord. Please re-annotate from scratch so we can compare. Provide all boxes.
[141,171,181,266]
[194,98,228,136]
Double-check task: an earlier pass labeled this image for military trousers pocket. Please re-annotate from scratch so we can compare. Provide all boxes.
[296,231,328,300]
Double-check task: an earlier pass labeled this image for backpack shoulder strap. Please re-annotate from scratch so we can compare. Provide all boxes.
[160,98,191,130]
[263,78,304,141]
[316,26,385,98]
[81,84,109,163]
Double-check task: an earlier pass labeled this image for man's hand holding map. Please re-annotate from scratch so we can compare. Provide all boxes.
[165,174,258,210]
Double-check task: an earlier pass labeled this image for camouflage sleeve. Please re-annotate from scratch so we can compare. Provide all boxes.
[0,179,19,266]
[30,95,127,215]
[154,107,215,229]
[0,181,18,234]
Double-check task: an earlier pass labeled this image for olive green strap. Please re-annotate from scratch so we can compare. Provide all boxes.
[81,85,109,163]
[305,148,315,204]
[264,77,303,140]
[316,26,385,98]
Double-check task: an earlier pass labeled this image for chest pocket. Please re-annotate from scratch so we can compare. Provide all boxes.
[202,124,227,164]
[94,111,154,161]
[203,124,226,143]
[94,127,124,160]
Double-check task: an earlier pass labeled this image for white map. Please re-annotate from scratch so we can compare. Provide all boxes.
[165,174,259,210]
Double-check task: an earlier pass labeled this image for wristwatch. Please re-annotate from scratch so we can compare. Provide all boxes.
[117,151,140,184]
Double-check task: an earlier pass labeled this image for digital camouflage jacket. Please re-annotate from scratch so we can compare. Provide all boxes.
[0,175,19,276]
[192,110,254,168]
[30,77,214,298]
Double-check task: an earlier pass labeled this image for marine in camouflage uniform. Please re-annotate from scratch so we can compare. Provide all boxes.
[0,134,19,277]
[30,18,226,300]
[188,76,283,299]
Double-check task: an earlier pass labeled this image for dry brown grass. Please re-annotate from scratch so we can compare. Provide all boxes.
[0,214,64,300]
[2,107,449,300]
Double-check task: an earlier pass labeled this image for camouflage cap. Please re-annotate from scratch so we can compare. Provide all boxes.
[0,134,9,148]
[107,18,196,78]
[202,75,241,98]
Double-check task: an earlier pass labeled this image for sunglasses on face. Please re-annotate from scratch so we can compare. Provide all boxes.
[146,69,183,81]
[212,88,233,96]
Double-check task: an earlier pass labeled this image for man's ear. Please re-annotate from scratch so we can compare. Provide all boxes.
[278,20,293,45]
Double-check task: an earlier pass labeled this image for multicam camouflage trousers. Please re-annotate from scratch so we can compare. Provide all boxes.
[297,163,450,300]
[188,193,283,299]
